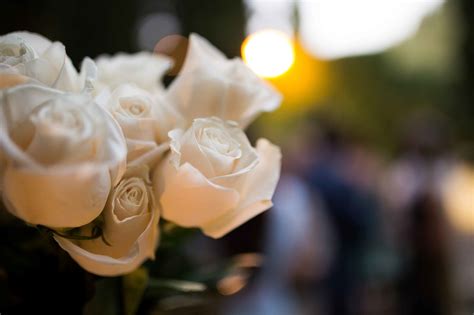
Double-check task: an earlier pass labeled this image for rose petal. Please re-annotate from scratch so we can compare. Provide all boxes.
[152,95,185,143]
[54,211,159,276]
[175,125,215,178]
[157,161,240,227]
[127,141,169,168]
[166,34,282,128]
[78,57,97,93]
[52,56,82,92]
[95,52,173,93]
[201,138,281,238]
[3,164,111,227]
[1,32,89,92]
[7,32,52,54]
[0,69,30,89]
[99,83,183,165]
[180,33,227,74]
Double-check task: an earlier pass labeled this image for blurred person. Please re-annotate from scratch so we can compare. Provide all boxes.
[380,110,454,315]
[302,121,386,315]
[222,124,337,315]
[222,174,335,315]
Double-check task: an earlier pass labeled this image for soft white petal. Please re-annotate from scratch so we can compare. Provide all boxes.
[156,161,240,228]
[7,32,52,54]
[99,84,181,165]
[54,212,159,276]
[127,141,169,168]
[201,139,281,238]
[95,52,172,93]
[54,166,160,276]
[52,56,81,92]
[166,33,282,128]
[78,57,97,93]
[0,65,31,89]
[177,124,215,178]
[3,164,111,227]
[179,33,227,74]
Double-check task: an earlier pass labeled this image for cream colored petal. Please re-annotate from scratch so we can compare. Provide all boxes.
[207,119,259,187]
[95,52,172,93]
[0,85,65,167]
[0,150,5,192]
[152,95,185,143]
[98,86,158,156]
[127,141,169,169]
[157,161,239,228]
[200,145,238,176]
[78,57,97,93]
[0,66,30,88]
[101,84,182,146]
[201,139,281,238]
[179,33,227,74]
[166,70,227,123]
[78,213,151,259]
[94,105,127,186]
[116,115,156,142]
[24,56,59,87]
[3,164,111,227]
[126,138,158,162]
[8,32,52,54]
[226,60,282,128]
[102,197,153,257]
[52,56,81,92]
[166,33,282,128]
[1,32,88,92]
[40,41,67,81]
[54,212,159,276]
[177,125,215,178]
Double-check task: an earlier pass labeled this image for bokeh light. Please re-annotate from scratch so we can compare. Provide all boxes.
[442,164,474,235]
[242,29,294,78]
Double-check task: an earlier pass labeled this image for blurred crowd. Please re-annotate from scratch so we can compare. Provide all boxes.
[216,113,474,315]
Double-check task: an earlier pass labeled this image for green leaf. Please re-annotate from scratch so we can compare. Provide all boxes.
[83,277,121,315]
[123,267,149,315]
[147,278,207,293]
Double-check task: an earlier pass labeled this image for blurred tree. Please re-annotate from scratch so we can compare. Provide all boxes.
[458,0,474,150]
[1,0,137,63]
[175,0,246,57]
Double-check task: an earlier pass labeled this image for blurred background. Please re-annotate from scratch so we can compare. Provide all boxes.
[1,0,474,314]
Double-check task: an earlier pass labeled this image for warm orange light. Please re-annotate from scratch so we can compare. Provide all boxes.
[242,30,295,78]
[442,164,474,234]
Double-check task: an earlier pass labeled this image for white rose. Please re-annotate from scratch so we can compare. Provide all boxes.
[0,31,96,92]
[95,52,172,94]
[96,84,184,165]
[166,33,282,129]
[55,166,159,276]
[0,84,126,227]
[154,117,281,238]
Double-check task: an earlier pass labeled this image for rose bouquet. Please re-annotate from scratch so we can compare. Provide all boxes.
[0,29,281,289]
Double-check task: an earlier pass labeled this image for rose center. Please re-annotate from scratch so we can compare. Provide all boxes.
[0,41,34,66]
[13,99,99,165]
[114,177,149,220]
[34,105,87,134]
[201,127,241,158]
[119,97,150,118]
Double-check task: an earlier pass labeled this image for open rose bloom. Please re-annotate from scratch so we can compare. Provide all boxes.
[0,31,282,276]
